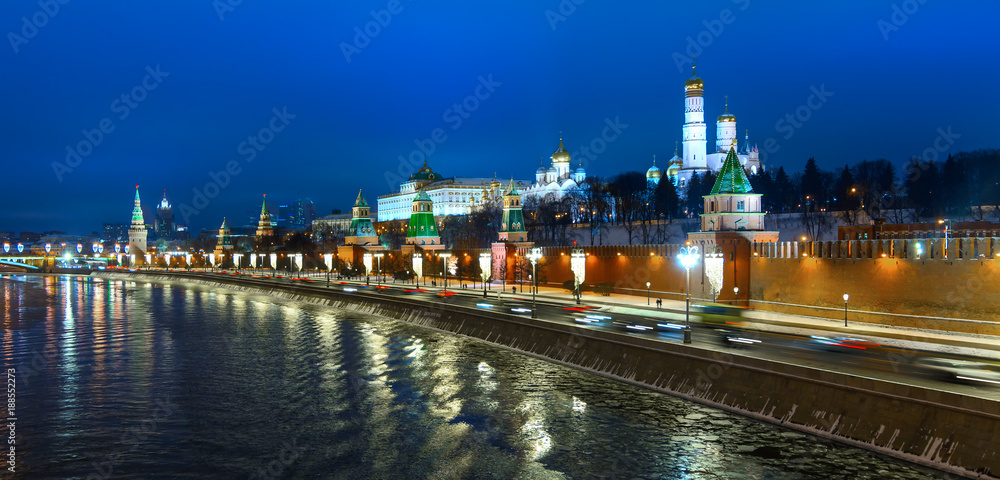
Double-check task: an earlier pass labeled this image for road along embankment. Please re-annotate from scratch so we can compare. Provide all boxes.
[94,271,1000,479]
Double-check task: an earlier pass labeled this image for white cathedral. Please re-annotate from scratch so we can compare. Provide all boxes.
[522,137,587,201]
[650,63,762,190]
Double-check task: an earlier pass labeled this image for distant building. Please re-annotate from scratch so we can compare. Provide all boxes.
[0,232,13,242]
[277,199,317,230]
[838,221,1000,240]
[102,223,129,244]
[404,189,443,249]
[345,190,380,247]
[377,161,527,221]
[18,232,41,243]
[154,190,175,239]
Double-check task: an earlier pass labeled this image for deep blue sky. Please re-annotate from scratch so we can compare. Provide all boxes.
[2,1,998,234]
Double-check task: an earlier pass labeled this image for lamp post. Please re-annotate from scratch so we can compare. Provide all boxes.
[938,219,951,258]
[733,286,739,307]
[440,253,451,294]
[412,254,423,288]
[527,248,542,318]
[373,253,384,287]
[646,281,651,306]
[363,253,372,285]
[479,253,491,298]
[570,248,586,305]
[843,293,849,327]
[677,245,700,343]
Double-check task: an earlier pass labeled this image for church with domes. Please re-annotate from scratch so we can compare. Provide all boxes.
[522,137,586,201]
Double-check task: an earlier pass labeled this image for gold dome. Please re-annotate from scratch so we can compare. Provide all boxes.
[551,137,571,163]
[718,113,735,122]
[684,62,703,90]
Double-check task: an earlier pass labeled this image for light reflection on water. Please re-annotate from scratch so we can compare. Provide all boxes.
[0,275,961,479]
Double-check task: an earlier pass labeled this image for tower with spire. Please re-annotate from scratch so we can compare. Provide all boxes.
[155,189,175,239]
[405,188,444,250]
[682,60,708,175]
[700,141,765,232]
[215,218,233,257]
[256,194,273,237]
[345,189,379,247]
[498,180,528,243]
[128,185,148,257]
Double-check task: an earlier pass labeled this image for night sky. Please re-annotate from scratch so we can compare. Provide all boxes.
[3,1,998,234]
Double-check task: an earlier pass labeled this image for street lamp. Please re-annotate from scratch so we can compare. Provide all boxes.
[479,253,491,298]
[570,248,586,305]
[843,293,849,327]
[527,248,542,318]
[440,253,451,293]
[733,286,739,307]
[938,219,951,258]
[412,254,423,288]
[373,253,384,287]
[677,245,700,343]
[362,253,373,285]
[646,281,651,305]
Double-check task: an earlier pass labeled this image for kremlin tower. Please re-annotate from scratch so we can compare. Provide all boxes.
[128,185,148,257]
[255,194,273,237]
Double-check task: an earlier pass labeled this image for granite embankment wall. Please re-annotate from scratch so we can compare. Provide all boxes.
[95,271,1000,479]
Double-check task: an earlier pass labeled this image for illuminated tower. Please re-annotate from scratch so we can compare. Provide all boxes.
[214,218,233,256]
[128,185,148,255]
[700,141,764,232]
[345,189,379,246]
[405,188,443,249]
[682,62,707,172]
[715,96,737,154]
[256,194,273,237]
[498,179,528,243]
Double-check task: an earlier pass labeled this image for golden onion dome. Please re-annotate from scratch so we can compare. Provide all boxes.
[551,137,571,163]
[718,113,736,122]
[684,61,704,90]
[646,166,662,179]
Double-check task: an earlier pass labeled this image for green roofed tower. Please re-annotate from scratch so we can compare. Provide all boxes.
[700,142,765,232]
[405,188,443,249]
[346,189,379,246]
[256,194,273,237]
[128,185,148,256]
[498,179,527,243]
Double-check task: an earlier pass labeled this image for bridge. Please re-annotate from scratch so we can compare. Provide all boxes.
[0,258,42,271]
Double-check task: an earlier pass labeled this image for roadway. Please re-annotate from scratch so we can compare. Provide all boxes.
[106,268,1000,403]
